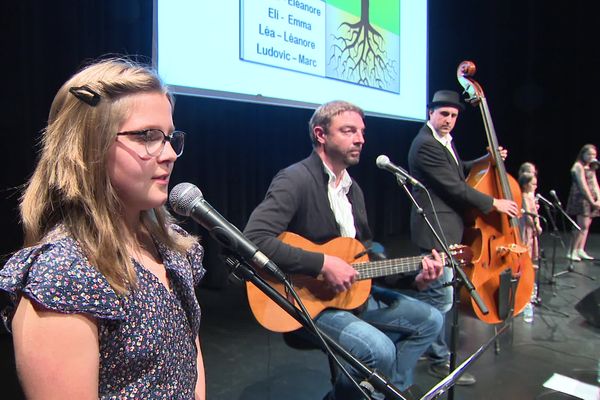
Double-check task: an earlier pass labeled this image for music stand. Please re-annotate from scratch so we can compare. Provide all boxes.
[420,324,510,400]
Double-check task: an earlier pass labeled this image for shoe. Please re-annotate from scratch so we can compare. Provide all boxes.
[577,249,595,260]
[428,362,477,386]
[567,252,581,261]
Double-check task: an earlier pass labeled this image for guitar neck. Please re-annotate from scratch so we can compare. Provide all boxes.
[353,254,443,280]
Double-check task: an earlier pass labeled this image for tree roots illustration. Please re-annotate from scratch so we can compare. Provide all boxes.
[329,0,397,89]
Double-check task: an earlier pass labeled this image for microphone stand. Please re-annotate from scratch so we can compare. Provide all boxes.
[526,211,545,304]
[529,208,570,317]
[221,254,409,400]
[551,200,594,281]
[541,204,576,290]
[395,175,493,400]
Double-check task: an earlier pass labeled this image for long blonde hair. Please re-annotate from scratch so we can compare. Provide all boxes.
[20,57,195,294]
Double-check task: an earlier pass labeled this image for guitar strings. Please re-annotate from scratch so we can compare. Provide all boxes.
[354,255,442,279]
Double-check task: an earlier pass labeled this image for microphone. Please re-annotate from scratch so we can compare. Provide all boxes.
[169,183,286,281]
[549,190,563,208]
[535,193,555,209]
[376,155,423,187]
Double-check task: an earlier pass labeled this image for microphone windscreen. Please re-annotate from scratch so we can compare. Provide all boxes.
[169,183,202,216]
[375,155,389,168]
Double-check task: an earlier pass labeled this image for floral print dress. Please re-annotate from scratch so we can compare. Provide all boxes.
[0,225,205,399]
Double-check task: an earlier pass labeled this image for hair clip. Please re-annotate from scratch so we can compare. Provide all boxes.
[69,85,101,106]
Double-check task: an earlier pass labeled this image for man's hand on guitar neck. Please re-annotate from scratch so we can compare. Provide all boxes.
[413,249,444,291]
[320,254,358,293]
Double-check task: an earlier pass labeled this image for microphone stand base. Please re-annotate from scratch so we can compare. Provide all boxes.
[552,264,595,281]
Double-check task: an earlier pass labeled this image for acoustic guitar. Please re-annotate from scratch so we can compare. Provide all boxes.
[246,231,472,332]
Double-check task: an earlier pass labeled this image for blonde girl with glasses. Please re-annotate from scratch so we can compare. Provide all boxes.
[0,58,206,400]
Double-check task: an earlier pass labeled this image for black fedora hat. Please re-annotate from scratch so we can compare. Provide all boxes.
[427,90,465,111]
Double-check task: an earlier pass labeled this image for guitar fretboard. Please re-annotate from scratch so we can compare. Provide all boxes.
[354,254,447,280]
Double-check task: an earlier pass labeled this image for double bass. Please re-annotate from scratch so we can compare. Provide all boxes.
[457,61,535,324]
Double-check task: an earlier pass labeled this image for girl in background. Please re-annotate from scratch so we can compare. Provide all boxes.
[518,161,538,178]
[566,144,600,261]
[519,172,542,267]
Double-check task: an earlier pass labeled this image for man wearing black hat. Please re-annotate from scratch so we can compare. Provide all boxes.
[403,90,518,385]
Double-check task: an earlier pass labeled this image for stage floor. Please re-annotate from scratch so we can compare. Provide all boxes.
[197,232,600,400]
[1,233,599,399]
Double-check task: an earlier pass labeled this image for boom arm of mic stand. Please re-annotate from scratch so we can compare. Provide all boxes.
[399,183,488,315]
[223,255,409,400]
[553,202,581,231]
[540,203,565,281]
[541,203,559,233]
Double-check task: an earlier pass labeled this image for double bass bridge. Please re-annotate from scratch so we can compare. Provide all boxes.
[496,243,528,257]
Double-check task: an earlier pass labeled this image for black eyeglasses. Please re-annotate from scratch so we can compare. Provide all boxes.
[116,129,185,157]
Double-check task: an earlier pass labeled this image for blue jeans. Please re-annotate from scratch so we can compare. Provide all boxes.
[398,266,453,364]
[314,285,443,399]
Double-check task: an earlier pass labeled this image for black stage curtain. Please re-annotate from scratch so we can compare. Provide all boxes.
[2,1,598,287]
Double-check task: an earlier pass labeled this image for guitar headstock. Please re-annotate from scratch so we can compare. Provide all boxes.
[448,244,473,266]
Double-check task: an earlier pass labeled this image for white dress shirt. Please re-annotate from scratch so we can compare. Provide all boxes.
[322,162,356,238]
[427,121,459,165]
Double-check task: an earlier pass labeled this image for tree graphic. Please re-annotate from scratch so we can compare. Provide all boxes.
[328,0,398,90]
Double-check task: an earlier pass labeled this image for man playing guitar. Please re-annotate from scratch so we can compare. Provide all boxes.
[244,100,445,400]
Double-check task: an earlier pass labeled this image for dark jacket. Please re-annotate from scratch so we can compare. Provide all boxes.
[408,124,493,250]
[244,151,372,277]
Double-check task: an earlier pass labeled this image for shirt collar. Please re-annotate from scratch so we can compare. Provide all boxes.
[322,161,352,193]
